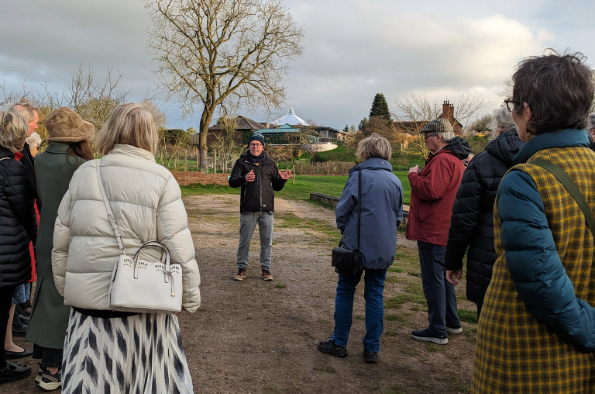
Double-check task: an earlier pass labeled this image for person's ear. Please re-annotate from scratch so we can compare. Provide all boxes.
[522,102,533,123]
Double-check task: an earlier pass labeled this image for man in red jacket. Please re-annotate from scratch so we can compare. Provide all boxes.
[406,118,470,345]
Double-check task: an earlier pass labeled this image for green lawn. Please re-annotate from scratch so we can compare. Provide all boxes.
[181,171,411,205]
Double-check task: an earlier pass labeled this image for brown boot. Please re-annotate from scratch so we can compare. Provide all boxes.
[262,269,273,281]
[234,268,246,281]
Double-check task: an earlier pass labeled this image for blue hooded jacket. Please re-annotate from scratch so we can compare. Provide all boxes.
[335,158,403,270]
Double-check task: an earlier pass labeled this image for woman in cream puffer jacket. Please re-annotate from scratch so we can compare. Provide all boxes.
[52,103,200,394]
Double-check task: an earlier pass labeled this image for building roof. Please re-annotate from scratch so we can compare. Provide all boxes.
[259,124,300,133]
[271,106,309,126]
[209,115,265,131]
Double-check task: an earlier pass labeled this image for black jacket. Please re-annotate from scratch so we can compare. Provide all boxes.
[445,131,524,305]
[21,142,40,210]
[0,147,37,288]
[228,153,286,213]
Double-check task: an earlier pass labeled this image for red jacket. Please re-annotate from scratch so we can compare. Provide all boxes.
[406,148,465,246]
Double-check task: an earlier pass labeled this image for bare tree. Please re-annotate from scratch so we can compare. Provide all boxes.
[393,93,486,158]
[210,115,241,173]
[146,0,304,171]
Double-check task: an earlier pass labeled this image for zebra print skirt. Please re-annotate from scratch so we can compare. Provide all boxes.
[62,310,194,393]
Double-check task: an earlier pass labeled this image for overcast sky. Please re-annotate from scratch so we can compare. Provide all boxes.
[1,0,594,130]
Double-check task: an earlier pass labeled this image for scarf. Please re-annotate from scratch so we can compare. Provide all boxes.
[246,150,267,163]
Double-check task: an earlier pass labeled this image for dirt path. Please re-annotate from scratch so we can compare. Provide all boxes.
[7,194,474,393]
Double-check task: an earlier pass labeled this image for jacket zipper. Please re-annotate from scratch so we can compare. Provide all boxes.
[257,165,262,210]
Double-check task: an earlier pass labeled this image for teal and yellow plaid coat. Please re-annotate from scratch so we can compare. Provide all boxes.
[472,129,595,393]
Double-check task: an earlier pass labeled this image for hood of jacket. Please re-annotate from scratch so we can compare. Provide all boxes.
[485,131,524,166]
[443,137,472,160]
[349,157,393,175]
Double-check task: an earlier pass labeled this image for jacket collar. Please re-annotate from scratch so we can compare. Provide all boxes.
[108,144,156,162]
[0,146,15,160]
[514,129,589,163]
[350,157,393,174]
[43,142,70,154]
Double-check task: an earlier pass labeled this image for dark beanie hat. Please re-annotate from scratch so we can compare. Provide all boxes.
[249,132,265,147]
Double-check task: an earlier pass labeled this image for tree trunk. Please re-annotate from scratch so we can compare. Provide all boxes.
[198,107,216,172]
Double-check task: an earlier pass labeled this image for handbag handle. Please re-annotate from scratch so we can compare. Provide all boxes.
[133,241,172,282]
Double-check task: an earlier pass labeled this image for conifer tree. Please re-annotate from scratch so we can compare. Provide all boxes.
[369,93,391,123]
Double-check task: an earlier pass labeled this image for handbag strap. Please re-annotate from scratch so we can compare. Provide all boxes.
[338,168,362,249]
[357,168,362,250]
[96,162,126,253]
[531,159,595,240]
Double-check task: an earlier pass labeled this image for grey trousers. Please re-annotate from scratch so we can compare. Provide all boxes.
[236,211,274,270]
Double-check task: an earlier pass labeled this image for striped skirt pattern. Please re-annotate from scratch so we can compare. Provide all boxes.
[62,310,193,394]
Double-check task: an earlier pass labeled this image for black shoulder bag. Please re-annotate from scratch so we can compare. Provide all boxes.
[331,169,364,276]
[531,159,595,239]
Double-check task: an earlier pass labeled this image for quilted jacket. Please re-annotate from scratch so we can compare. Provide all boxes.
[0,147,37,288]
[52,144,201,312]
[472,129,595,392]
[445,131,524,305]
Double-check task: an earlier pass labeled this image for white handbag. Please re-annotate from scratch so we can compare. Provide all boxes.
[97,162,183,314]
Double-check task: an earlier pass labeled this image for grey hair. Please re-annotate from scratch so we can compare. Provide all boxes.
[437,131,456,143]
[0,109,28,153]
[25,131,42,149]
[356,133,392,161]
[587,113,595,131]
[490,106,516,139]
[8,102,38,123]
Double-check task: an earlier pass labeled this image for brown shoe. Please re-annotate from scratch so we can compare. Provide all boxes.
[262,269,273,281]
[234,268,246,281]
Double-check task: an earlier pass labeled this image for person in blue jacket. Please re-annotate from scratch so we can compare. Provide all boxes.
[318,134,403,364]
[473,50,595,392]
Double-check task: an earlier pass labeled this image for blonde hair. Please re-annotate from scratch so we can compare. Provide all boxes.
[96,103,159,155]
[8,102,38,123]
[356,133,392,161]
[0,109,28,153]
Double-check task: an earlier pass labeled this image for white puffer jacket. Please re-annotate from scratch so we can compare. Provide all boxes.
[52,145,201,313]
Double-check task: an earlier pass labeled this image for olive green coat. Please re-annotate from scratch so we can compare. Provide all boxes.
[26,143,86,349]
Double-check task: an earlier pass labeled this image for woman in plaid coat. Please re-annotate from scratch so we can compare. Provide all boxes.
[472,51,595,393]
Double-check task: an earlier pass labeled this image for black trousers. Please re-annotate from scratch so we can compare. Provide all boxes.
[0,285,17,368]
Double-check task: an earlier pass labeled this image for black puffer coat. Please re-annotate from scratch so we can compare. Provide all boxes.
[445,131,524,305]
[0,147,37,288]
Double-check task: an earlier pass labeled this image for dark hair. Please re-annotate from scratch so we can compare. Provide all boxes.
[66,140,94,165]
[512,50,594,134]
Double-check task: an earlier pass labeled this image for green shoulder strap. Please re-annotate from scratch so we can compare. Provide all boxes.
[531,158,595,240]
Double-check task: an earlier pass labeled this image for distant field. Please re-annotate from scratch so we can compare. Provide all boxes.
[180,171,412,205]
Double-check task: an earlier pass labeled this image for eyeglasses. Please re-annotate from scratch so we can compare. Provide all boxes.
[249,142,263,147]
[504,99,521,112]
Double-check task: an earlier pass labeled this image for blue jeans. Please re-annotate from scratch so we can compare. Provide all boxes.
[331,269,387,353]
[417,241,460,336]
[236,211,274,270]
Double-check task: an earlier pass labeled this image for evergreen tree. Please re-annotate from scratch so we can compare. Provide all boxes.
[369,93,391,122]
[344,124,349,133]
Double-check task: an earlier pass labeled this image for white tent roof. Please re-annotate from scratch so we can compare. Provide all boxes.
[271,106,309,126]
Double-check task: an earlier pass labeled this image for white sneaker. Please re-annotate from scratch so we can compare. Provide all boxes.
[447,326,463,334]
